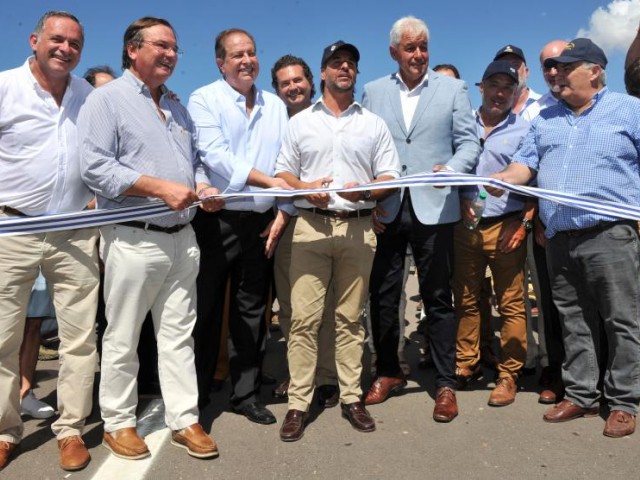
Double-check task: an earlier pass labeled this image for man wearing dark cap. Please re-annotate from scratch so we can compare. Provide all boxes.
[490,38,640,438]
[453,61,533,407]
[494,44,541,114]
[275,41,400,441]
[362,16,479,423]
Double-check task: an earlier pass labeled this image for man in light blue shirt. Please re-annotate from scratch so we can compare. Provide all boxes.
[492,38,640,438]
[187,28,291,425]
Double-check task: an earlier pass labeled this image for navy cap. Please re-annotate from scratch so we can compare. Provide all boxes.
[321,40,360,68]
[494,45,526,64]
[543,38,607,69]
[478,60,519,85]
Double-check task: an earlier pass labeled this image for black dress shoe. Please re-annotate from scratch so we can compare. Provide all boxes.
[341,401,376,432]
[317,385,339,408]
[232,402,276,425]
[279,409,308,442]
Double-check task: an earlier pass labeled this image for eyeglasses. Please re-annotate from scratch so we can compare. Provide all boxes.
[141,41,183,57]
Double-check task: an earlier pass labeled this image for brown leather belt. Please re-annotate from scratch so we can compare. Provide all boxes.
[0,206,27,216]
[561,220,637,238]
[301,208,372,219]
[118,220,189,234]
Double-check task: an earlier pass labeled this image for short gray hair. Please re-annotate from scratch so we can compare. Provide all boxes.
[390,16,429,48]
[34,11,83,42]
[583,62,607,86]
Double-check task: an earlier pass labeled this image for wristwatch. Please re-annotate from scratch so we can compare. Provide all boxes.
[521,217,533,233]
[362,190,372,201]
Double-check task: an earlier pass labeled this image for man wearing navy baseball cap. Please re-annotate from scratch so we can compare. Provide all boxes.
[494,44,540,114]
[490,37,640,438]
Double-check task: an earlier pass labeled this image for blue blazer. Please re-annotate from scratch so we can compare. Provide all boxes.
[362,70,480,225]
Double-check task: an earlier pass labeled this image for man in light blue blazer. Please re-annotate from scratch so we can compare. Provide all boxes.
[363,16,479,423]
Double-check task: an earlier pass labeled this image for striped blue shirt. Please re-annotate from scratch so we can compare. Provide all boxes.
[513,88,640,238]
[79,70,201,227]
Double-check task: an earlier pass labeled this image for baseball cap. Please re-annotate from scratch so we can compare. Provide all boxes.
[321,40,360,68]
[481,60,519,84]
[543,38,607,69]
[494,45,526,63]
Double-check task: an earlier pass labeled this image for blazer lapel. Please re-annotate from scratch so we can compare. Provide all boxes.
[386,75,407,137]
[408,71,439,138]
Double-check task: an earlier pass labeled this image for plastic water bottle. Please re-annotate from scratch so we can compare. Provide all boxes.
[465,191,487,230]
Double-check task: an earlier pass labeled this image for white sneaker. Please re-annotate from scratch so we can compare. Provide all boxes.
[21,390,55,419]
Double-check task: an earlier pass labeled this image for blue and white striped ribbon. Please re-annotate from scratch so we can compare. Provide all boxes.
[2,171,639,236]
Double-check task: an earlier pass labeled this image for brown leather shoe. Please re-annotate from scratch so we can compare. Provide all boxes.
[58,435,90,471]
[433,387,458,423]
[341,402,376,432]
[364,376,407,405]
[0,441,18,471]
[102,427,150,460]
[603,410,636,438]
[538,367,564,404]
[455,364,481,389]
[273,378,290,399]
[543,399,599,423]
[172,423,218,458]
[317,384,339,408]
[488,376,517,406]
[279,409,308,442]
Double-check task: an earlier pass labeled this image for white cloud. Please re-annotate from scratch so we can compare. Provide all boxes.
[577,0,640,53]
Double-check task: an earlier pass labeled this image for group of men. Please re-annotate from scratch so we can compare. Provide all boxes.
[1,9,640,474]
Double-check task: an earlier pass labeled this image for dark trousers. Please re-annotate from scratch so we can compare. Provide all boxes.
[369,194,457,388]
[192,208,274,409]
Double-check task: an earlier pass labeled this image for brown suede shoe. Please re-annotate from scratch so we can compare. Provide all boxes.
[58,435,90,471]
[171,423,218,458]
[488,376,517,406]
[603,410,636,438]
[543,399,599,423]
[341,402,376,432]
[279,409,308,442]
[433,387,458,423]
[0,441,18,471]
[102,427,150,460]
[364,376,407,405]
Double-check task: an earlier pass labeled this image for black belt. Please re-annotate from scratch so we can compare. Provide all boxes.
[561,220,638,238]
[477,211,520,226]
[301,208,372,219]
[217,209,272,219]
[118,221,189,234]
[1,206,27,216]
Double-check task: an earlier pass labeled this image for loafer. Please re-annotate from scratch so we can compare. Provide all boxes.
[433,387,458,423]
[543,399,599,423]
[0,441,18,471]
[455,364,481,390]
[364,376,406,405]
[102,427,150,460]
[488,376,517,406]
[232,402,276,425]
[603,410,636,438]
[538,367,564,404]
[21,390,55,419]
[171,423,219,458]
[58,435,91,471]
[317,384,339,408]
[279,409,308,442]
[273,378,290,399]
[341,401,376,432]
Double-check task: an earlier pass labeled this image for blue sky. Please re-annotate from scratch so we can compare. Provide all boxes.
[1,0,637,107]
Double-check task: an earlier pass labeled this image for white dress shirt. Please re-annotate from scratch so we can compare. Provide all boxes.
[188,79,288,212]
[275,99,401,211]
[395,71,429,130]
[521,91,560,122]
[0,58,94,215]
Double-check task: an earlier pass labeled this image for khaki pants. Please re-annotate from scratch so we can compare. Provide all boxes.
[287,210,376,411]
[273,220,337,386]
[0,220,99,443]
[453,219,527,378]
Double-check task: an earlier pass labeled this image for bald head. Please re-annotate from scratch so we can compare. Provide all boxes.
[540,40,568,94]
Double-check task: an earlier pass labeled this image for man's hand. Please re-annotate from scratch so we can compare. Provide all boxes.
[372,205,387,234]
[486,173,506,197]
[303,177,332,209]
[158,180,199,210]
[197,185,225,213]
[497,218,527,254]
[460,198,476,225]
[432,165,451,189]
[337,181,364,203]
[260,210,290,258]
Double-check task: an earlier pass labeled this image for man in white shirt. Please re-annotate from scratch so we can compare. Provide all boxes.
[0,11,99,472]
[275,41,400,442]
